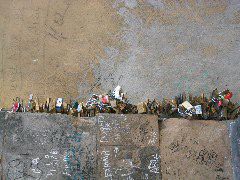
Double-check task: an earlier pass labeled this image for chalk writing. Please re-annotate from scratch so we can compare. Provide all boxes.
[3,114,160,179]
[31,157,41,174]
[101,150,112,178]
[7,157,42,179]
[97,115,160,179]
[44,149,59,177]
[98,117,111,143]
[64,131,83,179]
[148,131,158,145]
[114,147,119,157]
[148,154,160,174]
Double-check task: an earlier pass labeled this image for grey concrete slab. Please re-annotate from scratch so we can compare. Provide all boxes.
[229,118,240,180]
[0,113,161,180]
[96,114,160,179]
[0,112,97,180]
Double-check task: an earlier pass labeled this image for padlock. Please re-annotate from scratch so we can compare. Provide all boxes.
[220,107,228,120]
[63,102,68,113]
[137,102,147,114]
[110,100,117,108]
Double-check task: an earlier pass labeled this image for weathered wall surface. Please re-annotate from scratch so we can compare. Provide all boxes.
[230,118,240,180]
[0,113,160,179]
[0,0,122,107]
[159,118,233,180]
[1,112,239,179]
[97,114,160,179]
[0,0,240,107]
[0,112,98,179]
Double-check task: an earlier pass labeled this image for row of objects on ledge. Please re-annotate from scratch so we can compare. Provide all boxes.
[4,86,240,121]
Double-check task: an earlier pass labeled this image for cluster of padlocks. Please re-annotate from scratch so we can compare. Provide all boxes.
[7,86,240,120]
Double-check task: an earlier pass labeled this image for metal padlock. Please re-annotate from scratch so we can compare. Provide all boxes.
[137,102,147,114]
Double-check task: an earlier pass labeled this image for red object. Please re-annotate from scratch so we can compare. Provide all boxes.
[218,100,223,107]
[224,92,233,100]
[13,102,20,112]
[102,96,109,104]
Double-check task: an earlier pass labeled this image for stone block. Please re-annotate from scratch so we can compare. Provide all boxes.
[96,114,160,179]
[159,118,233,180]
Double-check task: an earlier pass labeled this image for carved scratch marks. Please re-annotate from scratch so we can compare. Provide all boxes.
[160,120,232,179]
[45,1,73,42]
[27,8,41,35]
[3,36,23,93]
[0,32,6,94]
[168,140,219,167]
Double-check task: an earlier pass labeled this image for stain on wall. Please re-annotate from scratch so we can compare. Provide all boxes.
[0,0,123,107]
[94,0,240,104]
[0,0,240,107]
[159,118,233,179]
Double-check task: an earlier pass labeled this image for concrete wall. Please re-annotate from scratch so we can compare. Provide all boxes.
[230,118,240,180]
[0,0,240,107]
[1,112,240,179]
[0,112,161,179]
[0,112,97,179]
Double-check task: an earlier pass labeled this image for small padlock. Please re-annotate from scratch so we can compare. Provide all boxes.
[137,102,147,114]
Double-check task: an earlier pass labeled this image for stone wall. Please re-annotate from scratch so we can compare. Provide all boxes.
[0,112,97,179]
[1,112,240,179]
[0,112,161,179]
[159,118,233,179]
[230,118,240,180]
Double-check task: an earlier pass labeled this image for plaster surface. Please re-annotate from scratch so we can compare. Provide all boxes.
[0,0,239,107]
